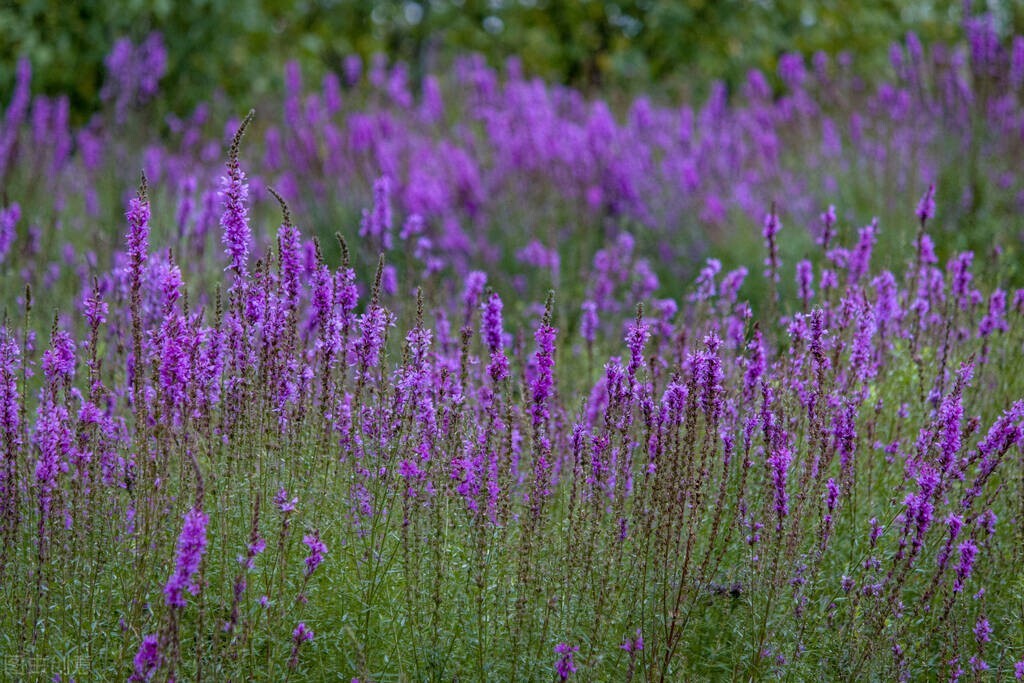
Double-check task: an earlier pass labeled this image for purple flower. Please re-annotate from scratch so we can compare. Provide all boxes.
[620,629,644,653]
[949,252,980,310]
[289,622,315,669]
[819,204,835,249]
[482,292,509,382]
[531,304,557,429]
[916,184,936,224]
[101,33,167,123]
[482,292,505,354]
[0,202,19,262]
[778,52,806,90]
[238,537,266,571]
[462,271,487,317]
[696,334,723,420]
[580,300,598,346]
[690,258,722,303]
[126,187,151,290]
[303,530,327,577]
[0,58,31,181]
[977,509,997,537]
[632,258,658,299]
[796,260,814,305]
[164,508,209,607]
[936,513,964,572]
[1014,660,1024,679]
[868,517,882,547]
[344,54,362,85]
[762,208,782,284]
[953,539,978,593]
[848,220,877,283]
[278,221,302,306]
[766,434,792,529]
[354,304,394,370]
[973,617,991,644]
[323,71,343,114]
[1012,37,1024,88]
[979,289,1008,338]
[129,634,160,682]
[359,176,393,250]
[42,330,76,385]
[221,112,253,277]
[554,642,579,680]
[82,286,108,328]
[159,261,182,307]
[625,309,650,377]
[825,478,839,511]
[381,265,398,296]
[294,622,314,642]
[34,402,72,520]
[275,487,298,513]
[517,240,560,278]
[0,329,21,458]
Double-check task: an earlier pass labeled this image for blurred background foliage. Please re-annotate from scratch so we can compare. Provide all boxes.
[2,0,1021,121]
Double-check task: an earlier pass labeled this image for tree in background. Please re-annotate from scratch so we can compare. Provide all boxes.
[0,0,1013,120]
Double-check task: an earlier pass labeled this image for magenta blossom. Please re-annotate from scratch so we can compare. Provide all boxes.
[555,642,579,680]
[164,508,209,607]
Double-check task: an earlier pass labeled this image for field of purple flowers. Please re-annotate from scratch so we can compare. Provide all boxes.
[2,19,1024,682]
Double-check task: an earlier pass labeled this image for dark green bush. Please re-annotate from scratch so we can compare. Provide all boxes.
[0,0,1003,121]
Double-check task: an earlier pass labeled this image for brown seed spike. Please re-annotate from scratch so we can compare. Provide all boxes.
[335,233,350,268]
[267,187,292,227]
[229,109,256,164]
[543,290,555,327]
[371,254,385,304]
[138,171,149,203]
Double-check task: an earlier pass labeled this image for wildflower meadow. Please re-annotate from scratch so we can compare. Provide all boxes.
[2,12,1024,682]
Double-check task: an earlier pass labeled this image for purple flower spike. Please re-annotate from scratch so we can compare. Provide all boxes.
[359,175,393,250]
[42,330,76,385]
[129,634,161,682]
[303,530,327,577]
[164,508,209,607]
[625,308,650,377]
[580,300,598,346]
[767,440,792,530]
[221,111,254,278]
[483,292,509,382]
[796,260,814,305]
[762,207,782,284]
[531,297,557,429]
[953,539,978,593]
[289,622,315,669]
[0,203,20,263]
[973,617,991,644]
[916,184,936,224]
[126,182,151,289]
[555,642,579,680]
[482,292,505,354]
[275,487,298,513]
[294,622,314,643]
[0,58,31,181]
[462,271,487,318]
